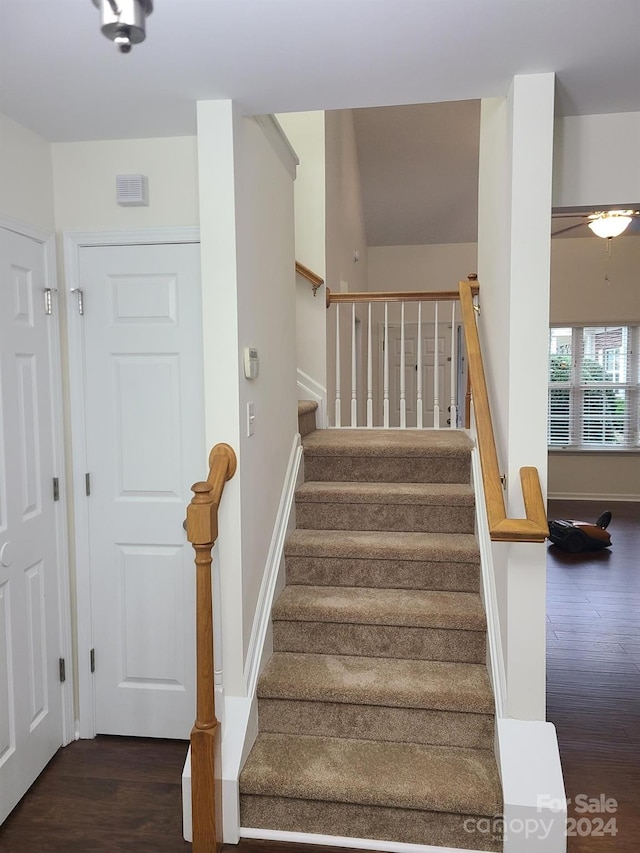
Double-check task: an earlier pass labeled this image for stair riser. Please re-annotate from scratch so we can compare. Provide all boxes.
[298,411,317,438]
[304,455,470,484]
[240,796,502,851]
[257,697,494,749]
[295,501,475,533]
[273,621,486,664]
[285,556,480,592]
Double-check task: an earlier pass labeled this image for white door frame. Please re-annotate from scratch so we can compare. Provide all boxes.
[0,212,74,746]
[64,227,200,738]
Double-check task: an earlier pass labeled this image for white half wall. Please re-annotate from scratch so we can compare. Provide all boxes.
[478,74,555,721]
[553,111,640,208]
[0,111,55,231]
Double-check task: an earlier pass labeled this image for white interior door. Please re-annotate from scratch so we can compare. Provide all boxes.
[77,241,204,739]
[0,227,64,824]
[386,322,452,427]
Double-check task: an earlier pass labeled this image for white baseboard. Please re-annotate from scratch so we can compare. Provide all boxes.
[182,748,192,842]
[297,368,327,428]
[183,433,303,844]
[548,492,640,502]
[240,827,493,853]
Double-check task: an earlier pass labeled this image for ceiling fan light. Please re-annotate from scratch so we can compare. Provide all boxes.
[588,212,632,239]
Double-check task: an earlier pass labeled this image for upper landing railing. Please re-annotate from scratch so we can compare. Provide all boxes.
[326,284,478,429]
[325,277,548,543]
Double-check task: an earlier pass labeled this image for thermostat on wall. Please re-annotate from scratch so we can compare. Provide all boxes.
[244,347,259,380]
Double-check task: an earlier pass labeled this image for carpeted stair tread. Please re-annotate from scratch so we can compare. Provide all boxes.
[285,528,479,562]
[298,400,319,417]
[258,652,494,714]
[240,732,502,818]
[272,585,485,631]
[302,429,472,457]
[296,480,474,505]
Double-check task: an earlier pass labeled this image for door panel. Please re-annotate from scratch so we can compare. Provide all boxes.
[386,322,451,428]
[78,242,204,739]
[0,227,63,825]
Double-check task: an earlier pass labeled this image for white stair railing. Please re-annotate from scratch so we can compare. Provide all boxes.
[327,285,474,430]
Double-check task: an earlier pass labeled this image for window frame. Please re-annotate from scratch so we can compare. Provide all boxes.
[548,324,640,451]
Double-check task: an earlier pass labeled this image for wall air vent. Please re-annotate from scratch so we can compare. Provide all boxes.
[116,174,149,206]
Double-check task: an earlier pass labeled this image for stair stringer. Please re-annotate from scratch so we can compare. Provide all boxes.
[182,432,304,844]
[469,439,567,853]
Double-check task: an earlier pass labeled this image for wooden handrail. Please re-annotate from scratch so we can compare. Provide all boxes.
[296,261,324,296]
[186,442,237,853]
[326,285,479,305]
[459,280,548,543]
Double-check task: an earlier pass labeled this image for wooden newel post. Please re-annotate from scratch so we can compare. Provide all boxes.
[186,443,237,853]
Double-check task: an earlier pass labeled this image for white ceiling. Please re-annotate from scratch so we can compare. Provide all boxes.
[1,0,640,143]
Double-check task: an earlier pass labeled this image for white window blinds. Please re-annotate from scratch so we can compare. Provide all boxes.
[548,326,640,449]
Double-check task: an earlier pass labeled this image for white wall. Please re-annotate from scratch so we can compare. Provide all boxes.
[197,103,297,696]
[277,111,328,395]
[235,117,298,661]
[478,74,555,721]
[0,112,54,231]
[367,243,478,291]
[51,136,199,230]
[553,112,640,208]
[548,235,640,500]
[325,110,368,294]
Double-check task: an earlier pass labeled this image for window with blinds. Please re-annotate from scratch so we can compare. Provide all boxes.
[548,325,640,449]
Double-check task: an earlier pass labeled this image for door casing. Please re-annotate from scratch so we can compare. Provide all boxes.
[63,227,200,738]
[0,212,73,748]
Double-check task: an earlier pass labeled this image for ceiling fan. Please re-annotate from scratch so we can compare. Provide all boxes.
[552,207,640,239]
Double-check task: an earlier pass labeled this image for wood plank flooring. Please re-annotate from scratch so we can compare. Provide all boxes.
[1,499,638,851]
[547,499,640,853]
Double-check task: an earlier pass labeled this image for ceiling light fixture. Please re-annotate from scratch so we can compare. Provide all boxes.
[587,210,633,239]
[91,0,153,54]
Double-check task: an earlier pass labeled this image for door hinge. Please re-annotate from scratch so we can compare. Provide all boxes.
[59,658,66,683]
[90,648,95,673]
[85,473,91,496]
[53,477,60,501]
[44,288,58,315]
[70,287,84,315]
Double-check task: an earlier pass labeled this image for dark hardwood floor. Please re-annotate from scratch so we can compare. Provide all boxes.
[1,500,638,851]
[547,499,640,853]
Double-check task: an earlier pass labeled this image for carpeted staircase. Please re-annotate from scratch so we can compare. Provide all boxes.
[239,410,502,852]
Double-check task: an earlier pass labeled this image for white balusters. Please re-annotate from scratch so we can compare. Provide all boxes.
[335,303,341,427]
[351,303,357,427]
[416,302,423,429]
[383,302,390,428]
[399,302,406,429]
[450,301,457,428]
[329,295,463,431]
[366,302,373,427]
[433,301,440,428]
